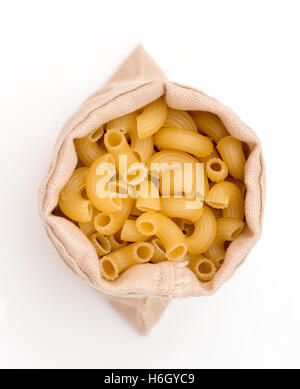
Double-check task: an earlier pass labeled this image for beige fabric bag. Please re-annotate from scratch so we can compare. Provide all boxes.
[39,46,265,335]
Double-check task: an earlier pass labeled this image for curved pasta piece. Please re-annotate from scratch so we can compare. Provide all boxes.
[107,112,153,163]
[160,197,203,222]
[86,153,123,214]
[150,238,167,263]
[217,136,246,180]
[186,206,217,254]
[205,181,244,220]
[58,167,93,223]
[187,254,217,282]
[137,97,168,138]
[191,111,229,143]
[154,127,213,158]
[204,217,244,267]
[120,219,148,242]
[99,242,154,280]
[206,158,228,183]
[136,212,187,261]
[164,108,197,132]
[74,127,106,166]
[94,198,133,235]
[89,232,111,256]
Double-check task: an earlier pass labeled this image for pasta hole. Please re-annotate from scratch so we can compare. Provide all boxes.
[139,221,155,235]
[102,259,117,279]
[198,261,212,274]
[218,258,224,266]
[136,244,152,261]
[224,241,231,250]
[96,214,111,227]
[183,224,194,237]
[210,162,222,172]
[167,244,186,260]
[107,131,123,147]
[80,186,89,200]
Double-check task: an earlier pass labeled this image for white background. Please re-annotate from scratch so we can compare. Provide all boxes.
[0,0,299,369]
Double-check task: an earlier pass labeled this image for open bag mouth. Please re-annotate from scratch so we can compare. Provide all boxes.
[39,46,265,302]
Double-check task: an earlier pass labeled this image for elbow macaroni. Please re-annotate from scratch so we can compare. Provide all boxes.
[58,167,93,223]
[154,127,213,158]
[137,97,168,138]
[217,136,246,180]
[58,98,247,281]
[205,181,244,220]
[100,242,154,280]
[75,127,106,167]
[186,206,217,254]
[192,111,229,143]
[136,212,187,261]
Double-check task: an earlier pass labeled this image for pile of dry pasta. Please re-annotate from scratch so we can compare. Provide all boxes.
[57,97,246,282]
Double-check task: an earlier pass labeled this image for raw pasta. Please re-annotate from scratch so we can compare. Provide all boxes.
[58,100,247,282]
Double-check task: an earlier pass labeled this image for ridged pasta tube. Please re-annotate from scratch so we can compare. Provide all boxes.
[186,206,217,254]
[137,97,168,138]
[206,158,228,183]
[205,181,244,220]
[136,212,187,261]
[187,254,217,282]
[74,127,106,167]
[86,153,123,214]
[58,167,93,223]
[192,111,229,143]
[154,127,213,158]
[217,136,246,180]
[99,242,154,280]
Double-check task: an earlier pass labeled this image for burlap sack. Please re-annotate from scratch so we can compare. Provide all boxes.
[39,46,265,335]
